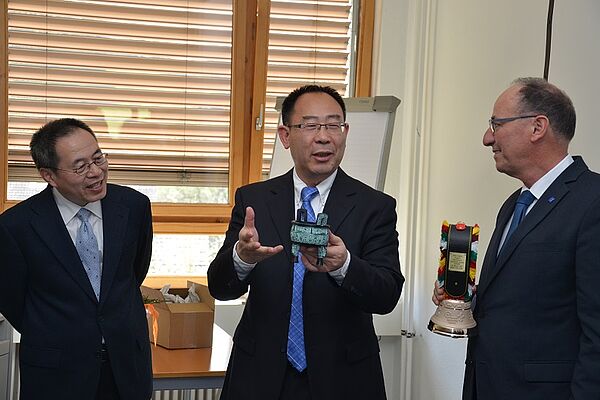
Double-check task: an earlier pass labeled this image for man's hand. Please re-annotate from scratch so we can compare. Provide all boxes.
[236,206,283,263]
[301,231,347,273]
[432,280,446,305]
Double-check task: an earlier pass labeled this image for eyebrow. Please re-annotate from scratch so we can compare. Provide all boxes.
[300,114,343,121]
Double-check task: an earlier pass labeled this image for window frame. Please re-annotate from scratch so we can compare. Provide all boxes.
[0,0,374,235]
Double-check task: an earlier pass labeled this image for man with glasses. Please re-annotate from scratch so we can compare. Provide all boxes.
[0,118,153,400]
[433,78,600,399]
[209,85,404,400]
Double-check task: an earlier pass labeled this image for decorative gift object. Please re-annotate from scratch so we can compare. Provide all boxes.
[428,221,479,338]
[290,210,330,265]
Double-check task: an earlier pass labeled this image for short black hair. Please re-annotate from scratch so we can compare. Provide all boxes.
[281,85,346,126]
[513,77,576,141]
[30,118,97,170]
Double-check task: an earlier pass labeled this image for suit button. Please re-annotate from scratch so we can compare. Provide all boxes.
[280,347,286,353]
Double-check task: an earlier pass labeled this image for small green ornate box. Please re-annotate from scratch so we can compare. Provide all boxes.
[290,210,330,265]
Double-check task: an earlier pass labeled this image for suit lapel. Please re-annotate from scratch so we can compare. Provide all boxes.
[99,188,129,306]
[266,171,295,261]
[477,190,519,292]
[30,186,99,302]
[323,169,357,233]
[478,158,587,292]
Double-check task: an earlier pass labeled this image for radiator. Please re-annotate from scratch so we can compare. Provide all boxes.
[152,389,221,400]
[9,357,222,400]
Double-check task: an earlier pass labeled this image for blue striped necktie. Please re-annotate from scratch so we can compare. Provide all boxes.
[75,208,102,300]
[287,186,319,371]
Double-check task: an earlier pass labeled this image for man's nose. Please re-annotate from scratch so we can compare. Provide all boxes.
[314,126,330,142]
[482,128,494,146]
[86,162,104,176]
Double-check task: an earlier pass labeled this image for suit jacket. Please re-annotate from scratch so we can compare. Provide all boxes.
[464,157,600,400]
[208,169,404,400]
[0,184,153,400]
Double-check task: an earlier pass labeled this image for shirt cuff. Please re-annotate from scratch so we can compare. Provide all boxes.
[328,250,351,286]
[232,241,256,281]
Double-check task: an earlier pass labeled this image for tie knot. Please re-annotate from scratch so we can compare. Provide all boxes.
[301,186,319,203]
[516,190,536,207]
[77,208,92,222]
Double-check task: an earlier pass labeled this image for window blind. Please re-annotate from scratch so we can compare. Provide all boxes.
[262,0,353,176]
[7,0,233,187]
[6,0,355,187]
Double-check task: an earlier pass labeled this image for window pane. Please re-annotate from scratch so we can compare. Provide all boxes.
[261,0,355,178]
[7,0,233,203]
[149,233,224,276]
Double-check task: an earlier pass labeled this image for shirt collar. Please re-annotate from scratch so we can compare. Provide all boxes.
[292,168,338,205]
[52,187,103,225]
[527,154,574,199]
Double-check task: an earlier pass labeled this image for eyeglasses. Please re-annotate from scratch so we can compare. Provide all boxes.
[288,122,348,134]
[54,153,108,176]
[488,115,538,133]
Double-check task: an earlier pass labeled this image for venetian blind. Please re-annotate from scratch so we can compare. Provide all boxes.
[7,0,233,187]
[6,0,355,186]
[262,0,354,176]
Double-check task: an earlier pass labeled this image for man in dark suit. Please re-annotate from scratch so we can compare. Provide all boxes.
[433,78,600,399]
[0,118,153,400]
[208,85,404,400]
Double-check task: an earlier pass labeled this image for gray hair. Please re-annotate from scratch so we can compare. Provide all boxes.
[512,77,576,141]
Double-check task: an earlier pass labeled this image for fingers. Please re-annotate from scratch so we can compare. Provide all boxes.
[432,280,446,305]
[244,206,255,230]
[238,207,257,244]
[328,231,343,245]
[300,232,347,273]
[236,207,284,263]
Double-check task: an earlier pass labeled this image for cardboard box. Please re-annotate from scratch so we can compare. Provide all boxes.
[141,281,214,349]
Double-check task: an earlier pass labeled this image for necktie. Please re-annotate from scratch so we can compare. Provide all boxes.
[287,186,319,371]
[504,190,536,244]
[76,208,101,300]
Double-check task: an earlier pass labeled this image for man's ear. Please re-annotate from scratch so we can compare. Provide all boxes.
[277,125,291,149]
[531,115,550,143]
[39,168,58,188]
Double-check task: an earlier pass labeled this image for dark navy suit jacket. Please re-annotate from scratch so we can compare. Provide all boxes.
[0,184,153,400]
[464,157,600,400]
[208,169,404,400]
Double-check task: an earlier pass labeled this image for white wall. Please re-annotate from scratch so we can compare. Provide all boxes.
[550,0,600,172]
[374,0,600,399]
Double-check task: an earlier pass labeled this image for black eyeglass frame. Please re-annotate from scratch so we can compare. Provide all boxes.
[53,153,109,176]
[287,122,348,133]
[488,115,538,133]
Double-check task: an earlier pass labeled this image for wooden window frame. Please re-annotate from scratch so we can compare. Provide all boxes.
[0,0,374,234]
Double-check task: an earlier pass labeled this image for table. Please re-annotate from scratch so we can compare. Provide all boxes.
[152,324,232,394]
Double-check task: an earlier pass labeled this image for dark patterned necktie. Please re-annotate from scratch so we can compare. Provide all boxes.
[287,186,319,371]
[76,208,101,300]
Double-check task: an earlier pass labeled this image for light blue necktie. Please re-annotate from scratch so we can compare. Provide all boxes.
[76,208,101,300]
[504,190,536,245]
[287,186,319,371]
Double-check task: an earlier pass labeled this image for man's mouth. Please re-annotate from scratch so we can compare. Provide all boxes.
[86,179,103,190]
[313,150,333,160]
